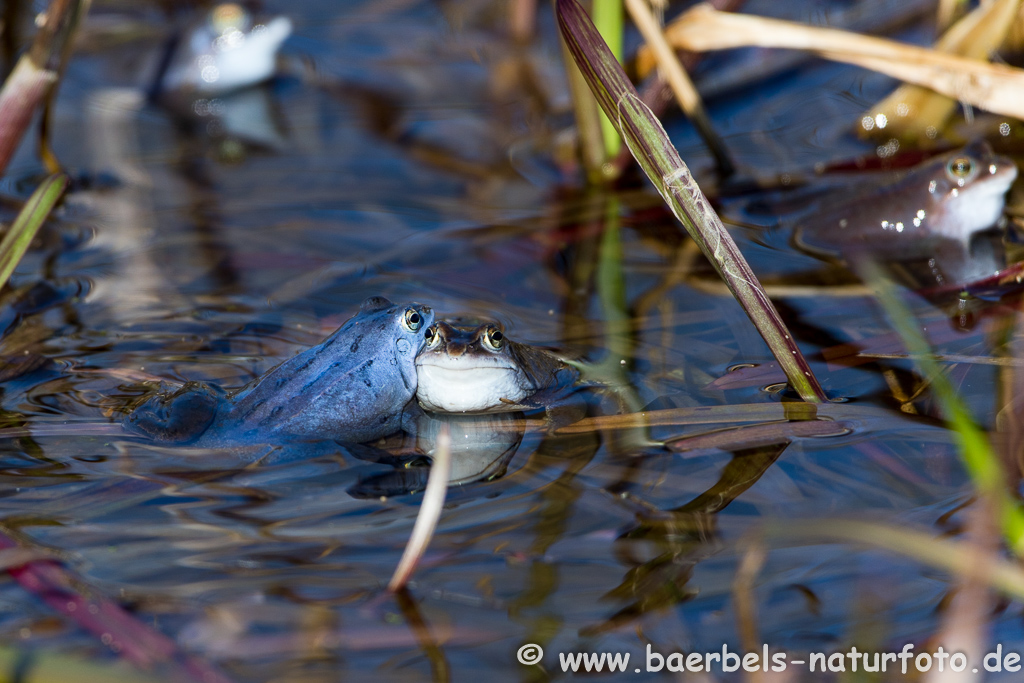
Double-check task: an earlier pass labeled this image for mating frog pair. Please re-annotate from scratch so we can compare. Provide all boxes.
[123,298,575,448]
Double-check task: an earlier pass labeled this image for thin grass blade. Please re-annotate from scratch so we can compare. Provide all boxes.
[556,0,827,402]
[866,264,1024,555]
[764,518,1024,601]
[0,173,68,291]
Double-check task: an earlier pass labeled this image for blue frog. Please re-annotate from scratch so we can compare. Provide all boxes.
[123,297,434,447]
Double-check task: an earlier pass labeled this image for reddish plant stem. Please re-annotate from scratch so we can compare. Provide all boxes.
[0,531,236,683]
[0,59,57,175]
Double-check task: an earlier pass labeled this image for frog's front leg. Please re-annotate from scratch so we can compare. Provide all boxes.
[537,391,589,433]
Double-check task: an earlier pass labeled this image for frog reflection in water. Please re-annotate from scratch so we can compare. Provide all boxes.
[123,297,434,447]
[793,142,1018,285]
[414,320,579,414]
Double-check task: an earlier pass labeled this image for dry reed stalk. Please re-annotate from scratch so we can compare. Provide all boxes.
[0,60,57,173]
[937,0,969,32]
[864,0,1022,140]
[641,3,1024,121]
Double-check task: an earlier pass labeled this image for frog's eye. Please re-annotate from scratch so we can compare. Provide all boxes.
[482,327,504,351]
[423,325,440,348]
[946,155,977,187]
[402,308,423,332]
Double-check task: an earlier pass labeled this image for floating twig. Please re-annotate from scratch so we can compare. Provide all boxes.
[665,419,854,455]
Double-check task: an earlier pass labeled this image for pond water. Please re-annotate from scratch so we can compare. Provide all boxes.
[0,0,1022,681]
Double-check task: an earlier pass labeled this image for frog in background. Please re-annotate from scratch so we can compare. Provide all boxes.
[793,142,1018,285]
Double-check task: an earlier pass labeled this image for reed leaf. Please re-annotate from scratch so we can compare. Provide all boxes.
[555,0,827,402]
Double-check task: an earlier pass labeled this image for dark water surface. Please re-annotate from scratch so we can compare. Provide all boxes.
[0,0,1021,681]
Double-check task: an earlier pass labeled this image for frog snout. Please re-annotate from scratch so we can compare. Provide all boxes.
[447,342,468,357]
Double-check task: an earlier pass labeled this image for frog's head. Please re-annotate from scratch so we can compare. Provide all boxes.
[925,141,1018,242]
[359,297,435,361]
[415,321,536,413]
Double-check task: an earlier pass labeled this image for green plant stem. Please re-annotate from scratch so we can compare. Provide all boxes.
[591,0,623,160]
[559,36,608,182]
[0,174,68,291]
[592,196,655,450]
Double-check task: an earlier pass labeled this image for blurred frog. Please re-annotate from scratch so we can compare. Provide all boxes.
[149,3,292,150]
[158,3,292,97]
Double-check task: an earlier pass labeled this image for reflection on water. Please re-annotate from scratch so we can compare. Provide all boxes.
[0,0,1020,680]
[346,411,526,497]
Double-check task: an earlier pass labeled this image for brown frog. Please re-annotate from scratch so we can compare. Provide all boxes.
[794,142,1017,263]
[414,320,578,413]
